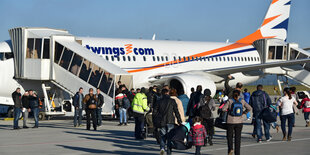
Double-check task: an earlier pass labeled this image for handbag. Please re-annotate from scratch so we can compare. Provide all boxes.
[214,117,227,130]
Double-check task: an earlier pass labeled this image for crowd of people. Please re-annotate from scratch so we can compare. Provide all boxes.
[11,77,310,155]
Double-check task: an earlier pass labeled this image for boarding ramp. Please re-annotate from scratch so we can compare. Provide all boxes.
[254,39,310,88]
[8,27,133,117]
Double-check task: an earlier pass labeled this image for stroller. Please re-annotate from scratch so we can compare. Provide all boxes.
[167,122,193,150]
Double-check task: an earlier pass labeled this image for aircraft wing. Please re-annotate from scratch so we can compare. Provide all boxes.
[206,58,310,75]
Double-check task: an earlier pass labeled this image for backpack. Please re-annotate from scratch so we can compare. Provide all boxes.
[304,101,310,108]
[122,95,131,109]
[229,99,243,116]
[199,99,212,119]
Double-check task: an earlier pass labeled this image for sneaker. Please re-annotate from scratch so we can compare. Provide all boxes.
[124,123,128,126]
[32,126,38,128]
[13,127,21,130]
[282,136,287,141]
[258,139,262,143]
[118,123,123,126]
[160,149,165,155]
[228,150,234,155]
[23,126,29,129]
[267,136,272,142]
[252,134,256,139]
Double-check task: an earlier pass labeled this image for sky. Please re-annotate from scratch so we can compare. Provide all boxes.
[0,0,309,48]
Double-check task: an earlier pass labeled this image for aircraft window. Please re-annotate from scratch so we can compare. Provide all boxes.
[69,53,83,76]
[237,57,240,61]
[199,57,202,61]
[226,57,229,61]
[211,57,214,61]
[111,56,115,61]
[99,71,108,94]
[89,64,103,88]
[0,53,3,61]
[106,56,109,61]
[161,56,164,61]
[116,56,120,61]
[268,46,275,59]
[143,56,146,61]
[133,56,136,61]
[179,56,181,61]
[4,52,13,59]
[59,48,73,70]
[247,57,250,61]
[202,57,206,61]
[165,56,168,61]
[127,56,131,61]
[276,46,283,59]
[241,57,244,61]
[42,39,50,59]
[174,56,176,61]
[254,57,257,61]
[26,38,34,58]
[230,57,233,61]
[153,56,156,61]
[123,56,126,61]
[251,57,254,61]
[219,57,222,61]
[157,56,160,61]
[215,57,218,61]
[54,42,64,64]
[79,59,92,82]
[257,57,260,61]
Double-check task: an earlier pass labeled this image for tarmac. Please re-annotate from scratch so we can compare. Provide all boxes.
[0,113,310,155]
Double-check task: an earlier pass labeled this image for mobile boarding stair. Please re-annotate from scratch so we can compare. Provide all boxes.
[8,27,133,119]
[254,39,310,90]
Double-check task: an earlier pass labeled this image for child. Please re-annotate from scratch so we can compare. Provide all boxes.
[300,95,310,127]
[190,116,207,155]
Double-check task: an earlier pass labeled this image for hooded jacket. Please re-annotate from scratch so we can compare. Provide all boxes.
[249,90,272,117]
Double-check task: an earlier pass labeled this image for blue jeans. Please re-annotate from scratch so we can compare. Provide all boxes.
[119,108,127,124]
[159,124,174,154]
[32,108,39,127]
[74,108,83,126]
[280,113,295,137]
[13,107,21,128]
[304,112,310,121]
[97,108,102,126]
[254,116,270,140]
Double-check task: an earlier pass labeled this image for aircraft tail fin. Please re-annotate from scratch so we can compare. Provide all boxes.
[237,0,291,44]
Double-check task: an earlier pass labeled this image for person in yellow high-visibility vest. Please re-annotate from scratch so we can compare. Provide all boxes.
[132,87,149,140]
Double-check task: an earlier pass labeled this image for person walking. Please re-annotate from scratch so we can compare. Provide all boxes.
[153,89,182,155]
[22,91,30,128]
[12,88,22,130]
[198,89,216,146]
[73,87,84,127]
[225,75,244,99]
[132,87,150,140]
[28,90,39,128]
[115,89,127,126]
[169,89,186,124]
[187,85,203,123]
[178,89,189,115]
[243,88,251,120]
[300,95,310,127]
[278,88,298,141]
[190,116,207,155]
[249,85,273,143]
[222,90,252,155]
[96,88,104,126]
[83,88,98,131]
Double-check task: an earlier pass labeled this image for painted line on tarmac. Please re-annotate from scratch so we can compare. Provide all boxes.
[175,137,310,155]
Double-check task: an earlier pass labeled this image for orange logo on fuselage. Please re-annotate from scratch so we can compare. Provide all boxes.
[125,44,133,54]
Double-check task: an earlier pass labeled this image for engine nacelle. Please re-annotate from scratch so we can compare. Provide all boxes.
[165,74,216,97]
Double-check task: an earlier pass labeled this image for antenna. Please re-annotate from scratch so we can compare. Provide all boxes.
[226,39,229,44]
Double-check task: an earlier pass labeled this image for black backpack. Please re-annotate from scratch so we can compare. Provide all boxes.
[199,99,212,119]
[122,95,131,109]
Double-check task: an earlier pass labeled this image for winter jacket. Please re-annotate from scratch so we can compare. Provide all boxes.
[29,95,39,109]
[83,94,98,110]
[96,93,104,108]
[115,93,125,107]
[222,98,252,124]
[22,95,30,109]
[178,94,189,114]
[249,90,272,117]
[132,93,149,114]
[73,92,84,109]
[171,96,186,124]
[147,91,157,110]
[301,98,310,113]
[198,97,216,118]
[12,91,22,108]
[186,92,203,117]
[190,123,207,146]
[243,92,250,103]
[153,95,182,126]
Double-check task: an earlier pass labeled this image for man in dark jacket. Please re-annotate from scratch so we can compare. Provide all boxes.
[83,88,98,131]
[186,85,203,120]
[73,87,84,127]
[96,88,104,126]
[12,88,22,129]
[22,91,30,128]
[28,90,39,128]
[249,85,272,143]
[153,89,182,155]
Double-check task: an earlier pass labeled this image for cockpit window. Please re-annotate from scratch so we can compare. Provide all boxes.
[0,53,3,60]
[0,52,13,61]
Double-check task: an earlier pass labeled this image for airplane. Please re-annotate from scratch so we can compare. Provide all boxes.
[0,0,309,117]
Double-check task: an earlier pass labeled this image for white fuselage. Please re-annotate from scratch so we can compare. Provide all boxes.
[79,37,261,89]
